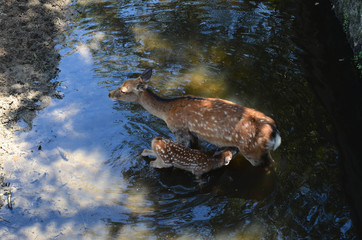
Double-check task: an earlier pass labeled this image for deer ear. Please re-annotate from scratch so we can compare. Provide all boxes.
[140,68,152,81]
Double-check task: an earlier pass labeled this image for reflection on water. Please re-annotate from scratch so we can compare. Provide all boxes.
[1,0,359,239]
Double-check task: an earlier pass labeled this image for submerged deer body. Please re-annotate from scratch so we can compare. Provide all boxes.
[109,68,281,166]
[142,137,236,178]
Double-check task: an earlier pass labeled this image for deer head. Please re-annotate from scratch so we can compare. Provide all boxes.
[109,68,152,102]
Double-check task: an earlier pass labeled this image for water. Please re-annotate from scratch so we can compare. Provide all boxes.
[1,0,360,239]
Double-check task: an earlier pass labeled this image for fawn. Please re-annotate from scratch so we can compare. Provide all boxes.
[109,68,281,167]
[142,137,237,179]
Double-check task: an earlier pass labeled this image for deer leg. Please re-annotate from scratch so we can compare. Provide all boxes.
[242,148,270,167]
[173,129,198,148]
[141,148,156,157]
[189,133,199,148]
[150,157,172,169]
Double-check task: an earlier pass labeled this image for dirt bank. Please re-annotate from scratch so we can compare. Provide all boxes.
[0,0,71,208]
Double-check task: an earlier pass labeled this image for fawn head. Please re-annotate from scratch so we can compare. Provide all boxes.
[109,68,152,102]
[213,147,239,166]
[213,150,233,166]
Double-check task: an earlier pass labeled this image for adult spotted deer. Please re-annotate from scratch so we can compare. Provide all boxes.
[109,68,281,167]
[142,137,237,179]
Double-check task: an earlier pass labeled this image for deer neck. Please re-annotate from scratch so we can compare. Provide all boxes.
[138,88,171,120]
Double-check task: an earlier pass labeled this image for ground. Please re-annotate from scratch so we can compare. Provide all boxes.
[0,0,70,208]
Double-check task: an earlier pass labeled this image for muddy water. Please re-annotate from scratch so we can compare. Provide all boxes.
[1,0,359,239]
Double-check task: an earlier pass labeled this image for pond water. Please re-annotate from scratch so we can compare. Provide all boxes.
[1,0,360,239]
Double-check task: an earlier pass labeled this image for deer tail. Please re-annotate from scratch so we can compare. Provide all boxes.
[272,130,281,151]
[266,124,281,151]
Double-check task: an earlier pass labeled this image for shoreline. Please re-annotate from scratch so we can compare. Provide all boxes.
[0,0,71,208]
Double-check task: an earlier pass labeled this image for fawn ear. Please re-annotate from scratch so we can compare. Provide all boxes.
[140,68,152,81]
